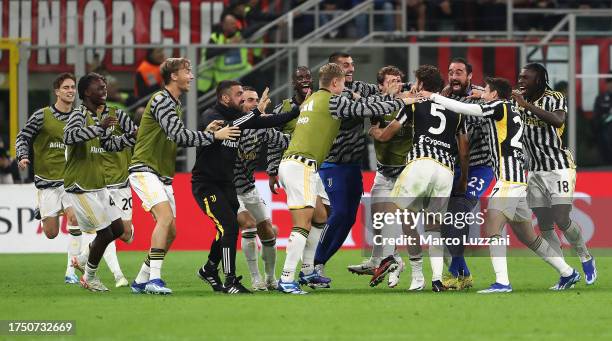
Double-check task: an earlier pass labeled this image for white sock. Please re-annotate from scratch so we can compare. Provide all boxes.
[381,222,401,258]
[66,227,81,276]
[561,220,591,263]
[241,228,261,281]
[149,260,162,280]
[426,231,444,282]
[540,226,563,257]
[281,227,309,282]
[85,262,98,281]
[489,235,509,285]
[409,257,424,279]
[301,223,324,275]
[78,237,92,266]
[103,241,124,280]
[530,237,573,277]
[135,261,150,284]
[260,237,277,279]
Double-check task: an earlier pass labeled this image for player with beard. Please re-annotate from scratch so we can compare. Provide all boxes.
[438,57,491,290]
[194,81,299,294]
[15,73,82,284]
[512,63,596,286]
[234,86,290,291]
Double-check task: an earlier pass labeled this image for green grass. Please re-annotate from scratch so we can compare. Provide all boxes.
[1,250,611,341]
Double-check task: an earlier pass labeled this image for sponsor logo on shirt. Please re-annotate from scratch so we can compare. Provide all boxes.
[48,142,65,149]
[90,146,105,154]
[419,135,450,149]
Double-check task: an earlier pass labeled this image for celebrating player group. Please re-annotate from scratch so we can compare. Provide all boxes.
[17,52,597,295]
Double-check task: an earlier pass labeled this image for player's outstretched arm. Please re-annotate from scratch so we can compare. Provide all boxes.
[15,109,44,167]
[151,95,214,147]
[429,93,484,116]
[351,80,379,98]
[101,109,138,152]
[63,108,108,145]
[332,95,403,119]
[234,106,299,129]
[369,120,402,142]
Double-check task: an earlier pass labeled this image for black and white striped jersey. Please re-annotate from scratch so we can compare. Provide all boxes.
[324,81,379,164]
[514,90,575,171]
[396,99,465,170]
[479,100,527,184]
[234,128,289,194]
[64,105,136,152]
[448,85,493,168]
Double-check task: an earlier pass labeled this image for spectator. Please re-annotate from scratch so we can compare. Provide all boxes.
[593,76,612,163]
[514,0,561,31]
[134,48,165,100]
[375,0,399,32]
[291,0,315,40]
[477,0,507,31]
[427,0,455,31]
[319,0,350,38]
[405,0,426,32]
[243,0,281,27]
[0,147,19,184]
[197,13,253,94]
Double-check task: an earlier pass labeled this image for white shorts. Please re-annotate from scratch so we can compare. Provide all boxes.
[37,185,71,219]
[108,187,133,221]
[391,159,454,214]
[65,189,121,232]
[278,158,329,209]
[488,181,532,222]
[237,188,270,224]
[370,172,398,204]
[129,172,177,217]
[527,168,576,208]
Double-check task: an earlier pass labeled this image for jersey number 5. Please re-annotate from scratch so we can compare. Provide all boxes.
[428,103,446,135]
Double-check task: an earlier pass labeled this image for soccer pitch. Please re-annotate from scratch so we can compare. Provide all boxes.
[1,250,610,341]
